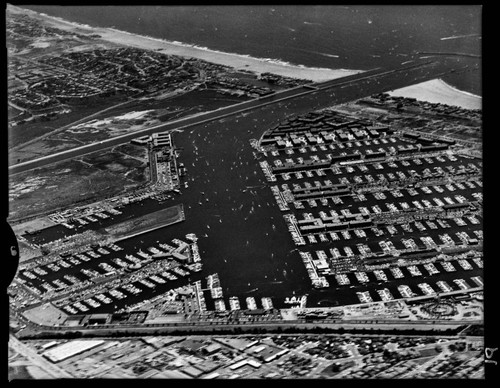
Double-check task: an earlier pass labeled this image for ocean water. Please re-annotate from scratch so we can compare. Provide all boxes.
[21,5,482,95]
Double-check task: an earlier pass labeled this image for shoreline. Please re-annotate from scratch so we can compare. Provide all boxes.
[9,4,363,82]
[8,5,481,106]
[388,78,481,110]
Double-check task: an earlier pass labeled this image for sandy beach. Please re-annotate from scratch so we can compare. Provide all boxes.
[388,78,481,110]
[10,5,363,82]
[10,6,481,104]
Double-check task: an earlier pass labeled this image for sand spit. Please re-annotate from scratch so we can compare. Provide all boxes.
[388,78,481,110]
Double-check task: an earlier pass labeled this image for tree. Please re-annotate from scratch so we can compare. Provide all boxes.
[383,348,394,360]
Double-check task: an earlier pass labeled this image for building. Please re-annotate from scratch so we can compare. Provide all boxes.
[84,313,111,325]
[203,343,222,355]
[181,366,203,378]
[229,359,262,370]
[151,132,172,148]
[42,340,105,363]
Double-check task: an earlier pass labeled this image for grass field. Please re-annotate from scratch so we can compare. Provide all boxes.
[9,89,248,163]
[8,94,130,149]
[22,303,68,326]
[9,147,149,221]
[8,104,24,117]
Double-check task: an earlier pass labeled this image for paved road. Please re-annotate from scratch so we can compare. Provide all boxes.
[9,333,73,378]
[18,318,481,339]
[9,57,465,176]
